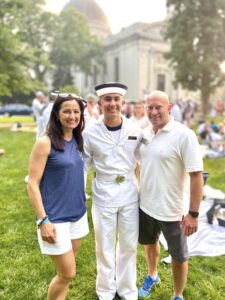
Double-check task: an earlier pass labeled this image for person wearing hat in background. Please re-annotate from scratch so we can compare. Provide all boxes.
[24,91,58,184]
[43,91,59,129]
[32,91,45,139]
[83,82,142,300]
[84,93,99,127]
[24,91,46,183]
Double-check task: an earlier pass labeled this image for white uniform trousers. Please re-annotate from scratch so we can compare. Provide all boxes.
[36,116,45,139]
[92,201,139,300]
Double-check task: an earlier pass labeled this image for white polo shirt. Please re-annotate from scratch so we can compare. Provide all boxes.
[83,116,142,207]
[139,117,203,221]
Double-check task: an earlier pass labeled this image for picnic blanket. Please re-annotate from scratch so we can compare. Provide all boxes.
[160,185,225,262]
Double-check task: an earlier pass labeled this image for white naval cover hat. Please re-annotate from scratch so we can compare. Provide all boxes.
[95,82,128,97]
[35,91,44,97]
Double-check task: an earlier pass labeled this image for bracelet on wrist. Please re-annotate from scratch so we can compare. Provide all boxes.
[37,216,49,228]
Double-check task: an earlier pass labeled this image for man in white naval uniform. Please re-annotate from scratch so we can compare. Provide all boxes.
[83,83,142,300]
[32,91,45,139]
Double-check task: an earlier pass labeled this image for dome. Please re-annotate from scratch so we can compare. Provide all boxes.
[64,0,111,39]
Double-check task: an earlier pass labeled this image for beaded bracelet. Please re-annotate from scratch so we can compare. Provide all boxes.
[37,216,49,229]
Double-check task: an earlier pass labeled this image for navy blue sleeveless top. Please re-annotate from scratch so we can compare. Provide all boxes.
[40,138,86,223]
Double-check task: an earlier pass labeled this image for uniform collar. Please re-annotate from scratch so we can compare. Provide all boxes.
[100,114,129,127]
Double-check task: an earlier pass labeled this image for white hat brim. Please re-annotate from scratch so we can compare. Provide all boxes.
[96,87,127,97]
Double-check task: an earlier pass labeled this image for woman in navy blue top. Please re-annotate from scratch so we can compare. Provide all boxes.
[27,93,89,300]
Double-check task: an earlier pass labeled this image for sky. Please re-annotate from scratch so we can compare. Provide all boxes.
[44,0,167,34]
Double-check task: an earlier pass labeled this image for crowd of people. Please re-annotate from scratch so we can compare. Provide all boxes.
[197,119,225,158]
[26,83,205,300]
[83,95,201,130]
[30,88,207,138]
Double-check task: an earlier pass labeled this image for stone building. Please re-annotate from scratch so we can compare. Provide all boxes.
[64,0,200,101]
[104,21,175,100]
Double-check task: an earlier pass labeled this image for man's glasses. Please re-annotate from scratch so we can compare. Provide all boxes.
[55,92,87,107]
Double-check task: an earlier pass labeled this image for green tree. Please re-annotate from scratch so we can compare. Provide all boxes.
[60,84,80,95]
[0,0,58,98]
[0,0,41,96]
[0,1,104,99]
[50,8,104,89]
[164,0,225,115]
[18,2,57,82]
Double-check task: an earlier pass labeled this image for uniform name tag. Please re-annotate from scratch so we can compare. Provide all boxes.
[128,136,137,140]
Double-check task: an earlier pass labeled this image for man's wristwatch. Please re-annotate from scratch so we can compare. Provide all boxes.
[188,210,199,218]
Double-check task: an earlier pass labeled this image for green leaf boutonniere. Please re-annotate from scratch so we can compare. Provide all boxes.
[115,175,125,184]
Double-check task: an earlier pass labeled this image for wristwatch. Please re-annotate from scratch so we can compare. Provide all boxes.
[188,210,199,218]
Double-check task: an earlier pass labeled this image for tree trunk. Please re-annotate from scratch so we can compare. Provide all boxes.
[200,88,210,118]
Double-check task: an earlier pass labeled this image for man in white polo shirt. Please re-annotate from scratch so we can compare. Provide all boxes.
[83,82,142,300]
[138,91,203,300]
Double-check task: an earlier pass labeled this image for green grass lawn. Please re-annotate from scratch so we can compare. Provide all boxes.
[0,115,34,124]
[0,128,225,299]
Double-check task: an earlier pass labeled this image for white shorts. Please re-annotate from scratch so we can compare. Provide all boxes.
[37,212,89,255]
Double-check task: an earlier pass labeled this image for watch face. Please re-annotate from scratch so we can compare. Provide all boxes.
[189,211,199,218]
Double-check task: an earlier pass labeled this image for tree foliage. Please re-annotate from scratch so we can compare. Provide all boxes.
[50,8,104,90]
[164,0,225,115]
[18,4,57,82]
[0,0,44,96]
[0,1,104,100]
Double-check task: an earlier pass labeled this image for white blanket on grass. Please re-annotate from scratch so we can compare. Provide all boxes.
[187,199,225,257]
[160,193,225,261]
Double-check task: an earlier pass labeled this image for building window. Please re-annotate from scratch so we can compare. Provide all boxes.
[157,74,165,91]
[114,57,119,82]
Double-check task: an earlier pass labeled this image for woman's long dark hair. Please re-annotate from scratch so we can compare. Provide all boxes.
[46,95,86,152]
